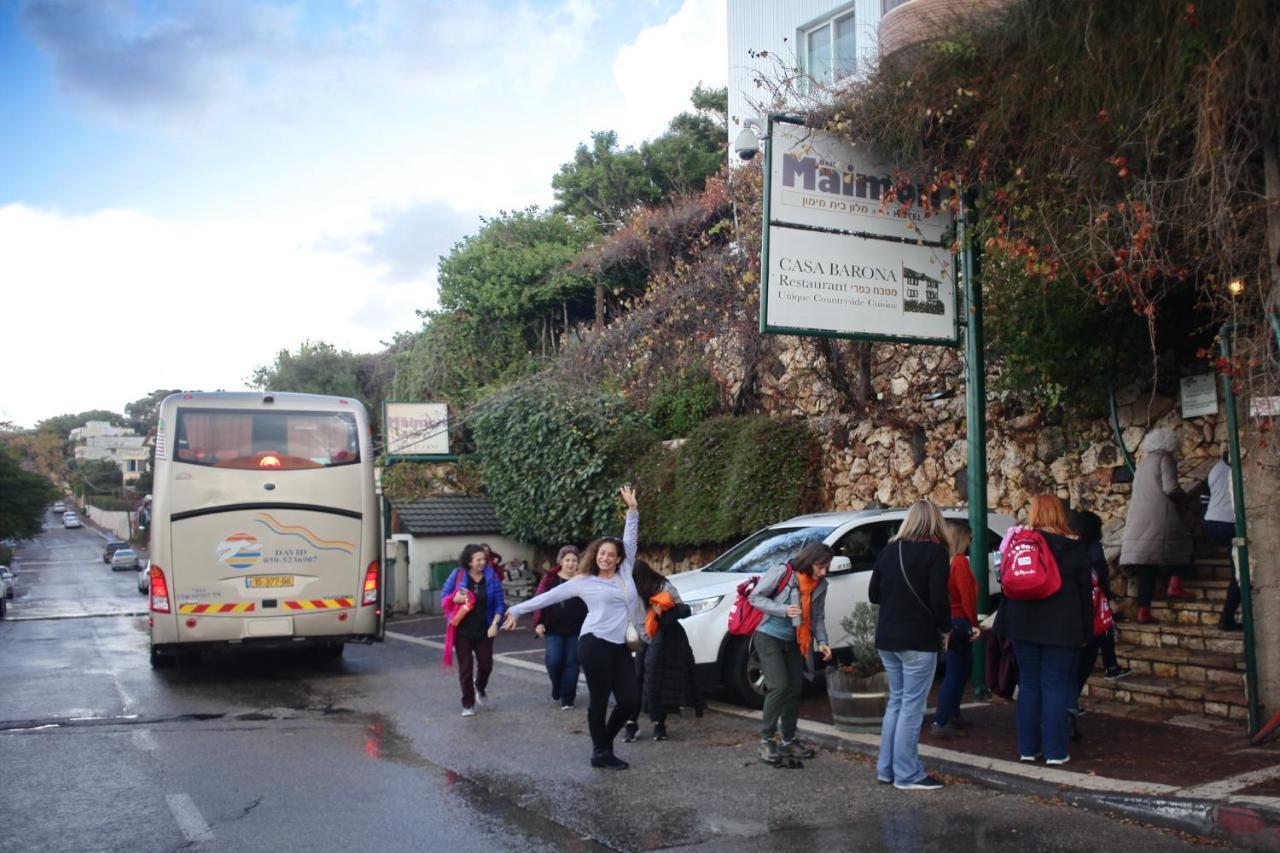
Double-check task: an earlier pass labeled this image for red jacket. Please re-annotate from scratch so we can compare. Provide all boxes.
[948,555,978,625]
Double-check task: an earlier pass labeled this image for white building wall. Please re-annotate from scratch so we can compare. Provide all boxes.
[402,533,535,615]
[726,0,884,145]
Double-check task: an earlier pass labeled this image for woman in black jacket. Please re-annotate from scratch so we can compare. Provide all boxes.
[869,499,952,791]
[1001,494,1093,766]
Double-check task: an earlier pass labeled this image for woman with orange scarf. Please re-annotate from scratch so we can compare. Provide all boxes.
[624,561,705,742]
[747,542,833,764]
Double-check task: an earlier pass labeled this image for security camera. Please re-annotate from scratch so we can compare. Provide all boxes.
[734,127,761,161]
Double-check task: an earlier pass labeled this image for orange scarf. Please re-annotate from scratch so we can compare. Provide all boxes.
[645,591,676,638]
[796,572,819,655]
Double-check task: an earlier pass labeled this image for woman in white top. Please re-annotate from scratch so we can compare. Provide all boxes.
[505,486,642,769]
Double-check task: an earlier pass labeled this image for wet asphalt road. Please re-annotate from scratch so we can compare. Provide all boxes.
[0,519,1239,852]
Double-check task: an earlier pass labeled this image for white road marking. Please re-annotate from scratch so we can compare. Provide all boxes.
[166,793,214,842]
[1181,763,1280,799]
[132,730,158,751]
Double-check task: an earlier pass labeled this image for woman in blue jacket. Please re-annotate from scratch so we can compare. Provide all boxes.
[441,544,507,716]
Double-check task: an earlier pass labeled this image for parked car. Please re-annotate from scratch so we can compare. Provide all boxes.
[137,560,151,594]
[110,549,139,571]
[62,512,81,529]
[664,507,1016,708]
[52,500,66,513]
[0,565,13,599]
[103,542,129,563]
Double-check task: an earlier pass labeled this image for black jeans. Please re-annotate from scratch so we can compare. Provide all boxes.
[455,634,493,709]
[578,633,640,753]
[1133,564,1188,608]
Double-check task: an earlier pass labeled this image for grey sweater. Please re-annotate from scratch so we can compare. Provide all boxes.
[748,562,829,673]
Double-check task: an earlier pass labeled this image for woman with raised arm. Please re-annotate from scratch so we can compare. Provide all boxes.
[504,486,642,769]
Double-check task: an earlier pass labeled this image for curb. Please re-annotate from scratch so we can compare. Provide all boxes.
[385,631,1280,849]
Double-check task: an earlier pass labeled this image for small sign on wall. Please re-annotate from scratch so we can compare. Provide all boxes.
[1180,374,1219,419]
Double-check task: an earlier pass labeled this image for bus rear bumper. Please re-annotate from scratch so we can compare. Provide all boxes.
[153,608,379,647]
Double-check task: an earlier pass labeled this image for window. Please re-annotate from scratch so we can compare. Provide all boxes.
[701,526,837,574]
[882,0,912,13]
[802,8,857,85]
[175,410,360,470]
[831,521,899,574]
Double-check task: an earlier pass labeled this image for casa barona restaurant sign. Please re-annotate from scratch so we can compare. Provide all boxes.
[761,116,958,344]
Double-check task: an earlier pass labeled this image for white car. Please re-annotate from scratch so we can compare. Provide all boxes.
[665,507,1016,707]
[110,548,140,571]
[137,560,151,594]
[62,512,82,529]
[52,501,66,513]
[0,566,13,599]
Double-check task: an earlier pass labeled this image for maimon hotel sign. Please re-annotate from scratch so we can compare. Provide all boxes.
[761,117,957,345]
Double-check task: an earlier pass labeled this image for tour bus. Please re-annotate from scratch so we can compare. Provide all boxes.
[147,391,384,667]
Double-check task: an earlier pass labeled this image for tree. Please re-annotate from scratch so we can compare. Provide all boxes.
[436,208,597,354]
[641,85,728,198]
[252,342,365,404]
[76,458,123,494]
[125,389,181,436]
[36,410,125,437]
[0,443,58,541]
[392,310,534,409]
[552,131,659,227]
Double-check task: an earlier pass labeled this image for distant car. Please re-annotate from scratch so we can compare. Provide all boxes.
[103,542,129,563]
[137,560,151,594]
[52,501,66,513]
[62,512,81,529]
[0,566,13,599]
[110,549,139,571]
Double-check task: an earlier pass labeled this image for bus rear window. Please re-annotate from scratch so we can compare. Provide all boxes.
[174,410,360,469]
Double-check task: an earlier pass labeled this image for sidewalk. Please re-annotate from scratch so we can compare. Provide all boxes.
[388,614,1280,850]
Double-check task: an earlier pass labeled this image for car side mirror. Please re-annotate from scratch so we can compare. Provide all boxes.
[829,556,852,575]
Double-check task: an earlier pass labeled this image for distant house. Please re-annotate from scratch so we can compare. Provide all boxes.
[71,422,149,483]
[389,496,535,615]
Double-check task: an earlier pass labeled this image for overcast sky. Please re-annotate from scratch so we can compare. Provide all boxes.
[0,0,728,428]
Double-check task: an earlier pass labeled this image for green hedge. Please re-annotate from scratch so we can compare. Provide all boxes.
[633,415,823,547]
[85,496,134,512]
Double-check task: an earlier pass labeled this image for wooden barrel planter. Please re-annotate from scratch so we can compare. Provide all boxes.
[826,670,889,729]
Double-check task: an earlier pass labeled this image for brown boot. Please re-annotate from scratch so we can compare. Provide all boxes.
[1137,607,1156,624]
[1166,576,1195,600]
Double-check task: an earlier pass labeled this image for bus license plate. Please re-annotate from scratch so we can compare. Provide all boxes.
[246,576,294,589]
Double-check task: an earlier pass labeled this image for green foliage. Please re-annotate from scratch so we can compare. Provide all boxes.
[470,383,655,547]
[77,459,123,493]
[646,370,720,439]
[392,310,536,409]
[554,87,728,228]
[632,416,823,547]
[125,389,180,436]
[838,603,884,677]
[84,495,134,512]
[382,459,486,501]
[252,341,365,403]
[0,444,58,541]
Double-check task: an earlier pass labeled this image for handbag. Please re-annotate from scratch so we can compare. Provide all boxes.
[617,575,645,652]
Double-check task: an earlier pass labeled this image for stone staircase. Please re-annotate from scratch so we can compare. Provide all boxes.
[1082,549,1249,724]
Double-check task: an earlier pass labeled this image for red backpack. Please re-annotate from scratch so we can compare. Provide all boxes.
[727,566,795,637]
[998,528,1062,600]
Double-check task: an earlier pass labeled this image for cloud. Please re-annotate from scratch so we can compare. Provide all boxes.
[361,200,481,284]
[611,0,727,143]
[0,203,425,427]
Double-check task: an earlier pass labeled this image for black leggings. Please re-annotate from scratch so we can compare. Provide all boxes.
[578,633,640,753]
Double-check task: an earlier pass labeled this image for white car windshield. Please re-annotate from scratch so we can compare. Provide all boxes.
[700,526,836,573]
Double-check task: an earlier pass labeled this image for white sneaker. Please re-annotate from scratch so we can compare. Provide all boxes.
[474,689,487,707]
[461,706,476,717]
[1046,756,1071,766]
[560,704,574,711]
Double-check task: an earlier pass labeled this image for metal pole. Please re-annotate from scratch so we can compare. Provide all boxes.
[1219,322,1261,733]
[961,191,990,696]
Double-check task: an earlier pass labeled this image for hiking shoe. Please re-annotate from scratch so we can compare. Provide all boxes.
[590,751,629,770]
[461,706,476,717]
[1104,667,1132,680]
[622,723,639,743]
[758,738,781,764]
[950,715,969,731]
[779,739,815,759]
[926,723,956,740]
[895,775,944,791]
[652,723,667,741]
[1046,756,1071,766]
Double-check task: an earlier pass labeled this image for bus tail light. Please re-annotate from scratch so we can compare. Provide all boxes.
[150,565,171,613]
[362,560,379,606]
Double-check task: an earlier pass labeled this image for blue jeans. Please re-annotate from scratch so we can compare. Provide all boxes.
[877,649,937,786]
[1012,641,1077,761]
[543,633,580,705]
[933,618,972,727]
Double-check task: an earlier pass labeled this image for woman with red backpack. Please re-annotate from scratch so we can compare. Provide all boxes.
[748,541,833,765]
[996,494,1093,765]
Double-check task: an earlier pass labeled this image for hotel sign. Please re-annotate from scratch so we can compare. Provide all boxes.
[761,116,958,344]
[384,402,449,458]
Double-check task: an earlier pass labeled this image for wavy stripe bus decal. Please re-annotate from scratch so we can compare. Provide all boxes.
[253,513,356,553]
